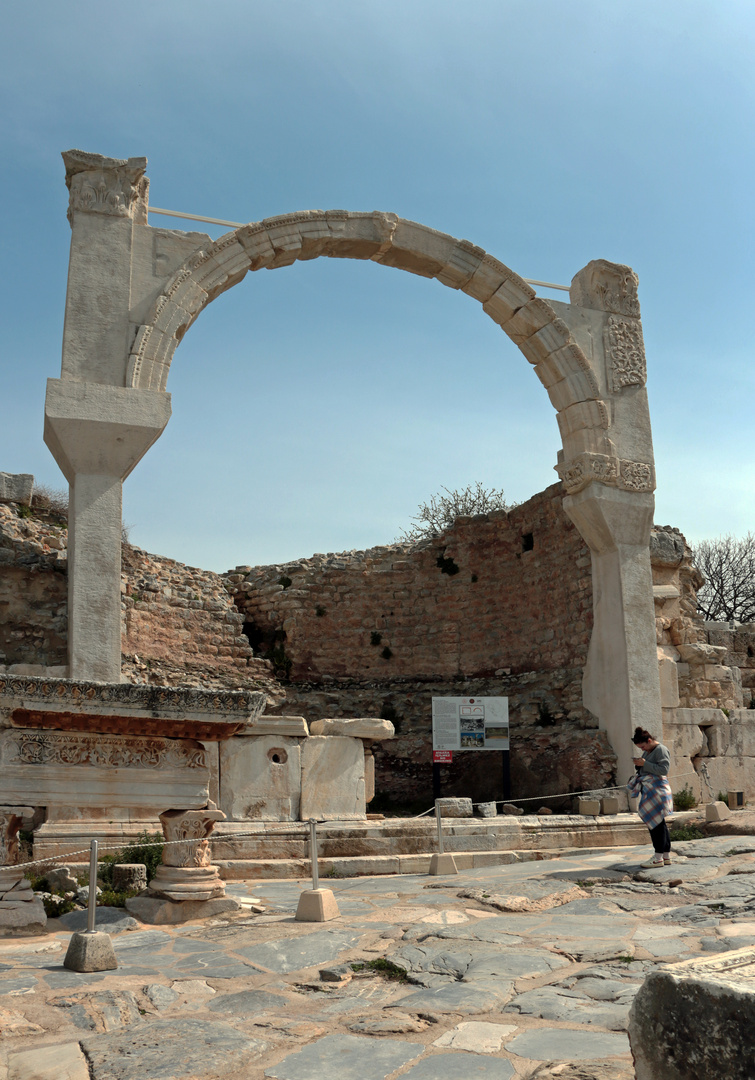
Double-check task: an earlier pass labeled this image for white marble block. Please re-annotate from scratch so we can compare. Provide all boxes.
[300,736,365,821]
[219,735,301,821]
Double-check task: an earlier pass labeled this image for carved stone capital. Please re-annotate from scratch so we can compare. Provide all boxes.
[570,259,640,318]
[62,149,148,225]
[557,452,654,496]
[159,802,225,869]
[605,315,647,392]
[0,809,23,866]
[150,801,227,901]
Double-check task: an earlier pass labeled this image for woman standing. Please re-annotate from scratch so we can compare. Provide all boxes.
[627,726,673,868]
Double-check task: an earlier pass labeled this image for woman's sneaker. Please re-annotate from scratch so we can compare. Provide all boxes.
[663,855,672,865]
[640,856,664,868]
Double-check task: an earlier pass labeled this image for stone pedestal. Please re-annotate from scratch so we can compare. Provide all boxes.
[0,807,47,936]
[64,930,118,972]
[295,888,340,922]
[147,803,227,902]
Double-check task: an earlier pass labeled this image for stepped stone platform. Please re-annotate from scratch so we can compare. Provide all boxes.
[38,811,689,881]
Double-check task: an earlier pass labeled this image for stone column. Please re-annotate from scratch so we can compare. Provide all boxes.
[564,485,663,785]
[148,802,227,901]
[44,380,171,682]
[44,151,172,684]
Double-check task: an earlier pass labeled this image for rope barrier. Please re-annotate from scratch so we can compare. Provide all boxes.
[9,767,706,876]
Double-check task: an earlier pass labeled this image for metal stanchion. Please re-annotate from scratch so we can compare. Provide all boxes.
[295,818,339,922]
[86,839,98,934]
[63,836,118,972]
[309,819,319,891]
[429,800,458,876]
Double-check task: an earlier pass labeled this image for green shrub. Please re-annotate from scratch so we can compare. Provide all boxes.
[98,830,164,887]
[673,785,697,811]
[98,887,139,908]
[350,958,407,981]
[669,825,704,841]
[40,891,77,917]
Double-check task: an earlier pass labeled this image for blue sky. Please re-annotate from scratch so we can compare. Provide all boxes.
[1,1,753,571]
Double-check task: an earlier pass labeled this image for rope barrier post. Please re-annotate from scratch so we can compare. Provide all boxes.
[63,836,118,973]
[309,818,319,892]
[295,819,340,923]
[86,839,98,934]
[428,801,458,876]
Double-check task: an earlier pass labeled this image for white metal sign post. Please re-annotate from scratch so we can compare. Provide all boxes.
[431,696,510,801]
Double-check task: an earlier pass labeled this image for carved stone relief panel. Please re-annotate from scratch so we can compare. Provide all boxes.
[570,259,641,318]
[605,315,647,392]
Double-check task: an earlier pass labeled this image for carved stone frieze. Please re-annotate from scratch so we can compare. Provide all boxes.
[605,315,647,392]
[557,452,654,495]
[5,731,206,771]
[570,259,641,317]
[62,149,148,225]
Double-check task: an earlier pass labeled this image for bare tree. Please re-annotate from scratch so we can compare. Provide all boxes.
[692,533,755,623]
[397,483,515,543]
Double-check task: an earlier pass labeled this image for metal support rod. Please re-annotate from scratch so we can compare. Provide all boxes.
[435,802,444,855]
[86,839,98,934]
[309,819,319,891]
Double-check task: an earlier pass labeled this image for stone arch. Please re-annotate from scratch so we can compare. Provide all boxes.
[125,211,609,461]
[46,151,663,784]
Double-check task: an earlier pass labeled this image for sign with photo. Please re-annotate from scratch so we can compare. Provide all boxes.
[431,696,509,752]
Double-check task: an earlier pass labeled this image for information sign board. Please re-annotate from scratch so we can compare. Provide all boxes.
[432,696,509,752]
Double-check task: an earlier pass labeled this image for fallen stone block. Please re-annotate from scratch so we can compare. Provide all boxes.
[435,797,473,818]
[113,863,147,892]
[576,798,601,816]
[0,472,34,505]
[601,797,620,815]
[476,801,498,817]
[126,895,241,925]
[629,945,755,1080]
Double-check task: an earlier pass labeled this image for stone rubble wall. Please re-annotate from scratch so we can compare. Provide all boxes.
[0,498,282,704]
[228,484,593,682]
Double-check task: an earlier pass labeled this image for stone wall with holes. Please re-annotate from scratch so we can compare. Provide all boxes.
[228,484,594,683]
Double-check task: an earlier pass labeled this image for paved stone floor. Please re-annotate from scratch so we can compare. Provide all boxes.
[2,835,755,1079]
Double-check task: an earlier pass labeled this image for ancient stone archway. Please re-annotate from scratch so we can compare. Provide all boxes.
[44,150,661,780]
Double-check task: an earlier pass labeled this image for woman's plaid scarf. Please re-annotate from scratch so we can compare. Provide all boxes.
[627,772,674,829]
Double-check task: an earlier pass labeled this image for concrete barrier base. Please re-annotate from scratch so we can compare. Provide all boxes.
[295,888,340,922]
[63,930,118,972]
[429,853,458,875]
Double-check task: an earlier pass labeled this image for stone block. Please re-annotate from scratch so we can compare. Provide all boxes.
[364,751,375,804]
[436,798,473,818]
[0,473,34,506]
[0,897,46,935]
[728,790,746,810]
[575,798,601,816]
[219,734,301,821]
[295,887,340,922]
[46,866,79,892]
[600,796,620,815]
[629,946,755,1080]
[125,895,241,925]
[705,800,731,822]
[309,718,394,740]
[243,715,309,736]
[429,853,458,875]
[300,736,365,820]
[63,930,118,972]
[112,863,147,892]
[658,655,680,708]
[476,801,498,818]
[699,758,750,800]
[8,1041,90,1080]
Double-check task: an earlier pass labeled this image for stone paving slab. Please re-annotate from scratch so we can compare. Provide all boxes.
[81,1018,267,1079]
[264,1032,421,1079]
[3,835,755,1079]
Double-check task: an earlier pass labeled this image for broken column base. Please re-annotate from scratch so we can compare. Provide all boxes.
[125,895,241,925]
[429,853,458,876]
[64,931,118,972]
[295,888,340,922]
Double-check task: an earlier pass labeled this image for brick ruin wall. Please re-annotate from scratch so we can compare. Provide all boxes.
[2,482,753,811]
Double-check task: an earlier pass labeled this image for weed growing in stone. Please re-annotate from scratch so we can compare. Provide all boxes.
[669,825,704,841]
[672,785,697,811]
[350,958,407,981]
